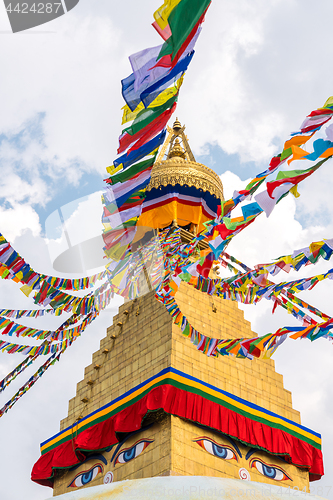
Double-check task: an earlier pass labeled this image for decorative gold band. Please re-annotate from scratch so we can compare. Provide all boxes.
[147,158,224,201]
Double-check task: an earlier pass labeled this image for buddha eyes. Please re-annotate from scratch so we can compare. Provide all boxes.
[194,438,238,461]
[68,464,103,488]
[66,437,291,487]
[194,438,292,482]
[250,459,291,481]
[67,439,153,488]
[114,439,153,465]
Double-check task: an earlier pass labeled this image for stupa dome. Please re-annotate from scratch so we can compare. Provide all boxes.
[46,476,328,500]
[137,119,223,234]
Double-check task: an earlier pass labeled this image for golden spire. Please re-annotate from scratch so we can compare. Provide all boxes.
[168,138,186,160]
[172,117,182,133]
[148,118,224,202]
[157,118,196,162]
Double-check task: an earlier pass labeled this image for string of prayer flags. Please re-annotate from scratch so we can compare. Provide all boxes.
[0,316,56,341]
[256,239,333,275]
[0,338,71,356]
[255,158,331,217]
[0,308,56,319]
[103,0,211,262]
[121,82,181,126]
[152,0,182,40]
[0,276,116,412]
[0,312,96,351]
[0,353,39,393]
[264,96,333,175]
[0,234,107,297]
[118,94,178,154]
[156,284,333,362]
[155,287,288,360]
[150,227,333,355]
[39,271,107,291]
[0,235,41,292]
[183,249,332,324]
[0,352,61,418]
[211,98,333,247]
[156,0,211,61]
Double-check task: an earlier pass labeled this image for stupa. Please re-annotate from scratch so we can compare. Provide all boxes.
[31,121,324,498]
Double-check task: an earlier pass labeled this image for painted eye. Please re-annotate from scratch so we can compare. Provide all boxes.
[250,459,291,481]
[114,439,153,465]
[68,464,103,488]
[194,438,237,461]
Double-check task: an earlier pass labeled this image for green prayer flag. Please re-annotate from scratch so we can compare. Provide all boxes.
[159,0,211,60]
[123,94,178,137]
[108,157,155,185]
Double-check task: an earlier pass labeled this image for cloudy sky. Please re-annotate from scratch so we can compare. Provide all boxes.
[1,0,333,498]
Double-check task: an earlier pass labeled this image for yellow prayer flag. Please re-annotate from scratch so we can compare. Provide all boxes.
[148,147,159,157]
[153,0,182,30]
[289,185,300,198]
[262,346,277,359]
[20,284,33,297]
[176,74,184,90]
[238,281,249,293]
[309,241,324,254]
[150,84,179,106]
[121,77,182,125]
[121,102,145,125]
[323,96,333,108]
[106,164,123,175]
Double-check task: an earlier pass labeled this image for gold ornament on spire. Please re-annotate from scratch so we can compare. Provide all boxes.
[169,138,186,160]
[148,119,224,201]
[172,117,182,133]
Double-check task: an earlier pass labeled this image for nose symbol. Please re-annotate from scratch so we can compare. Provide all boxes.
[239,468,251,481]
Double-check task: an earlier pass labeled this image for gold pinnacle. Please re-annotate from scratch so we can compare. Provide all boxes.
[173,117,182,132]
[169,138,186,159]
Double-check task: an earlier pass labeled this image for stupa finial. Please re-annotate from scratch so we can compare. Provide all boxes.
[156,117,196,163]
[173,117,182,133]
[168,137,186,160]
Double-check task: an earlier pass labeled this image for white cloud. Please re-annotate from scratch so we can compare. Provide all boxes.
[45,190,105,272]
[0,204,41,241]
[0,11,124,174]
[179,0,333,164]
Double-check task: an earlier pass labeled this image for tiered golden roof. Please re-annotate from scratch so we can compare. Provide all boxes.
[147,119,224,201]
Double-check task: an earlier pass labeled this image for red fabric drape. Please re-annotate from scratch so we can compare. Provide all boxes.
[31,385,323,487]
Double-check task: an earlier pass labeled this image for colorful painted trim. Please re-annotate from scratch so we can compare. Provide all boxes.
[138,184,219,231]
[31,368,323,486]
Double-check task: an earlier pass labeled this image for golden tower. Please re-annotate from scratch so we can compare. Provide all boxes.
[32,121,322,497]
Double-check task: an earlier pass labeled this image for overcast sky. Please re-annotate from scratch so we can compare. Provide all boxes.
[1,1,333,499]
